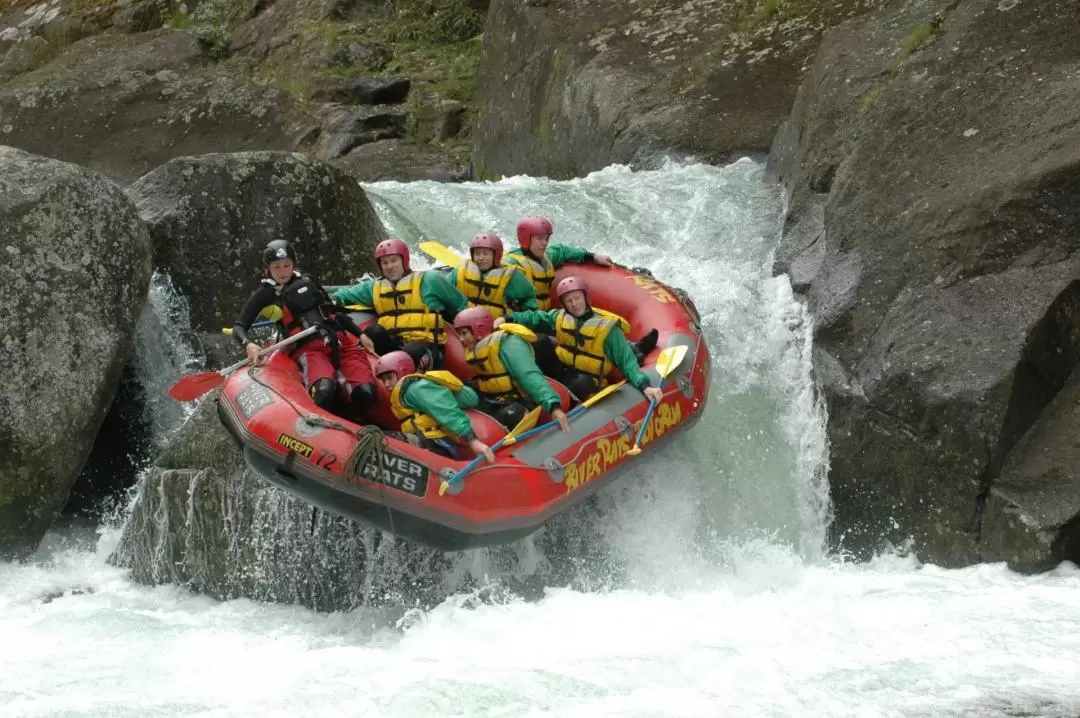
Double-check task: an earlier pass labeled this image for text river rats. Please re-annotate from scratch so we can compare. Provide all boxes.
[354,453,430,497]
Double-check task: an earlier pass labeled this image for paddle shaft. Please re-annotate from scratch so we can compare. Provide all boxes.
[447,436,508,486]
[630,397,659,451]
[219,325,319,376]
[441,406,542,492]
[629,351,687,451]
[502,402,585,448]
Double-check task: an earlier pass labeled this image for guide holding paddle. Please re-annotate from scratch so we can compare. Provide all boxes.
[231,239,377,418]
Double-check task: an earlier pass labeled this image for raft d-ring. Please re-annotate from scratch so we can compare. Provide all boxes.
[679,375,694,398]
[544,457,564,484]
[615,416,634,440]
[439,467,464,496]
[294,414,324,438]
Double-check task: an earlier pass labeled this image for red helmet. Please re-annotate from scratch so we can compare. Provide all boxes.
[470,232,504,265]
[453,306,495,341]
[374,237,410,273]
[375,350,415,379]
[556,275,589,305]
[516,216,553,250]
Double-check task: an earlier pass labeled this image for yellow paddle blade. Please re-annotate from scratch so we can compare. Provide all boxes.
[419,240,465,268]
[507,406,542,440]
[580,380,627,409]
[655,345,688,379]
[344,304,372,311]
[222,327,234,336]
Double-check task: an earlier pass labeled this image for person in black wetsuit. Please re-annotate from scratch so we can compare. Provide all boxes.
[233,239,377,419]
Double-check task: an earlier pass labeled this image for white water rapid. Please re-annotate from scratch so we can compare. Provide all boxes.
[1,160,1078,718]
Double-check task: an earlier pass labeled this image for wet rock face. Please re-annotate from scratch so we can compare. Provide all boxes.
[471,0,880,179]
[127,151,386,333]
[0,145,152,560]
[62,360,151,519]
[769,0,1080,569]
[334,139,471,183]
[0,30,298,185]
[109,397,458,612]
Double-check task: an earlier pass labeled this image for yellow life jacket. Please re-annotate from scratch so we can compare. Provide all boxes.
[553,309,631,384]
[389,371,465,439]
[464,324,538,398]
[505,252,556,310]
[372,272,445,344]
[455,261,517,319]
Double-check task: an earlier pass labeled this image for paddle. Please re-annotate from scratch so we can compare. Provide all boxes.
[627,345,689,456]
[498,379,629,451]
[168,326,319,402]
[419,240,465,268]
[220,303,371,336]
[438,405,543,495]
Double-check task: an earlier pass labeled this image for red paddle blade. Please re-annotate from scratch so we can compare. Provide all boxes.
[168,371,224,401]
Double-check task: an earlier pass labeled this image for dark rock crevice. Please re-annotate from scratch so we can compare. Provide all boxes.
[1049,511,1080,569]
[973,278,1080,551]
[995,279,1080,470]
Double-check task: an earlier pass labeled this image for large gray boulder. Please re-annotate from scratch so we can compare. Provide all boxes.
[471,0,878,179]
[127,151,386,334]
[0,146,152,559]
[768,0,1080,568]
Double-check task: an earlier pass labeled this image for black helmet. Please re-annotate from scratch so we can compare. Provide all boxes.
[263,239,297,266]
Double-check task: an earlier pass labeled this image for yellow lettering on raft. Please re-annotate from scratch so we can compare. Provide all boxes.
[629,275,676,304]
[564,401,683,494]
[276,433,314,458]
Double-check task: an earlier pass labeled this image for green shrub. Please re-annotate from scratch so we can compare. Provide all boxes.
[378,0,484,46]
[189,0,247,60]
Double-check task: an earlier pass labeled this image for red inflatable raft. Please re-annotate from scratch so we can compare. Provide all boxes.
[215,263,711,551]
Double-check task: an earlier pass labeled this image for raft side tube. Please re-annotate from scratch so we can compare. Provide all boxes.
[216,393,703,551]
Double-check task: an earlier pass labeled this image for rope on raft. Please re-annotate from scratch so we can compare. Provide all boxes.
[298,417,394,536]
[345,424,387,484]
